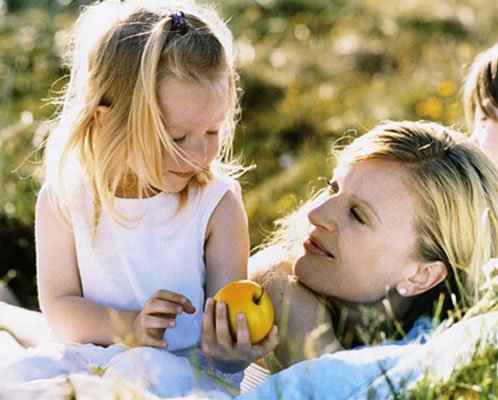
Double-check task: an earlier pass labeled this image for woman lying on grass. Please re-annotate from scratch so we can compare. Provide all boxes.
[250,119,498,371]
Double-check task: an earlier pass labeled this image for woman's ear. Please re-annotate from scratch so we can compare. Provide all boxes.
[397,261,447,297]
[94,105,110,129]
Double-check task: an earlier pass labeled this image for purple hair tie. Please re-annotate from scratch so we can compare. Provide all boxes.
[170,11,188,34]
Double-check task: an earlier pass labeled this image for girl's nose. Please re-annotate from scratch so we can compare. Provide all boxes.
[190,138,208,164]
[308,197,337,232]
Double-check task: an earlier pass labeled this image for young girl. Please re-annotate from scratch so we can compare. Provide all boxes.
[464,43,498,166]
[32,0,276,396]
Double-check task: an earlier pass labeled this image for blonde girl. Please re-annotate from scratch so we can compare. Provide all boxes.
[464,43,498,166]
[251,120,498,369]
[34,0,276,393]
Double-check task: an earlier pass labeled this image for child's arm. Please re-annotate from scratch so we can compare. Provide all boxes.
[204,188,249,297]
[36,185,193,347]
[202,188,278,372]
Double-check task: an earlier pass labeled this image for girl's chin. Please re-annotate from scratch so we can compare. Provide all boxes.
[162,178,190,193]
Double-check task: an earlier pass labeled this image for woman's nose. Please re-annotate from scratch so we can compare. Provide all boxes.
[308,197,337,231]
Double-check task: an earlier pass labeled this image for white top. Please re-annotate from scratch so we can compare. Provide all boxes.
[70,173,237,351]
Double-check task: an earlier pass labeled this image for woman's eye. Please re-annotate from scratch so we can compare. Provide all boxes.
[207,130,219,136]
[350,207,366,225]
[327,180,339,194]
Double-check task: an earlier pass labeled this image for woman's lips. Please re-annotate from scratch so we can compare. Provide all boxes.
[303,237,335,258]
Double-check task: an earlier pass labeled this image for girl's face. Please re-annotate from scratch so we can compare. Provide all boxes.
[158,77,229,193]
[470,106,498,163]
[293,159,422,303]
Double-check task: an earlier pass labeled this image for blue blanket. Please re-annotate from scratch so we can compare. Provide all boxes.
[238,311,498,399]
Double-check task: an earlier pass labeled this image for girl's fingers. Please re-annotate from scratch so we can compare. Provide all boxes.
[142,331,167,348]
[144,298,186,316]
[214,301,233,349]
[143,314,177,330]
[256,325,279,355]
[147,328,166,340]
[235,313,251,353]
[152,290,196,313]
[201,298,216,351]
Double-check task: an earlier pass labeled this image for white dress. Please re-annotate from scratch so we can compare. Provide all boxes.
[71,173,236,351]
[0,173,242,399]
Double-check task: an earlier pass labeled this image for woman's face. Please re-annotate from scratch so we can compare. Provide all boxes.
[293,158,422,303]
[157,77,229,193]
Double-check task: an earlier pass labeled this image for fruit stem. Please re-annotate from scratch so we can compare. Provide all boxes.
[254,287,265,305]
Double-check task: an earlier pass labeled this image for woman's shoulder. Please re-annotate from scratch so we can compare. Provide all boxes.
[249,246,293,282]
[249,247,295,310]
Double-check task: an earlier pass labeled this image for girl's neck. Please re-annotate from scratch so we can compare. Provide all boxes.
[114,175,160,199]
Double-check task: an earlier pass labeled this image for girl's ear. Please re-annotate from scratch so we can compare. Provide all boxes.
[94,105,110,129]
[397,261,447,297]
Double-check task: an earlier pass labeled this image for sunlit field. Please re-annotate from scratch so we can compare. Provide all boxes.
[2,0,497,305]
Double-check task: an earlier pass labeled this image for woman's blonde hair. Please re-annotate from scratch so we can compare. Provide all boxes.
[264,120,498,311]
[464,43,498,126]
[44,0,241,227]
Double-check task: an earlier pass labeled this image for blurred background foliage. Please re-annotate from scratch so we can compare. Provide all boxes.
[1,0,497,308]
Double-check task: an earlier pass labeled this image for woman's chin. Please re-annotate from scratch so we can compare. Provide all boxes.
[292,257,304,278]
[292,260,314,288]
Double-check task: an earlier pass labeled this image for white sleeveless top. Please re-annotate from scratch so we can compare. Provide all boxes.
[70,173,237,351]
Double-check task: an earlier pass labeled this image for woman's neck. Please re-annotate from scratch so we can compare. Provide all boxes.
[326,293,414,348]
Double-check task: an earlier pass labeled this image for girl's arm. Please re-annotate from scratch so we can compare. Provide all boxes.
[252,260,343,370]
[204,188,249,297]
[202,189,278,372]
[36,185,192,347]
[36,185,134,345]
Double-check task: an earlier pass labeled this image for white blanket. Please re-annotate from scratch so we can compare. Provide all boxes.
[0,338,237,399]
[2,310,497,399]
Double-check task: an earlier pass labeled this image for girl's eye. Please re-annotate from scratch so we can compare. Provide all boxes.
[172,135,186,144]
[350,207,366,225]
[327,180,339,194]
[207,130,219,136]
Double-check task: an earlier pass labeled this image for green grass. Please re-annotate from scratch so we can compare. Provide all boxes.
[409,342,498,399]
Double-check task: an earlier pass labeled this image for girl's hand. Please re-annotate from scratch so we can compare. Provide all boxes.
[201,297,279,373]
[133,289,195,348]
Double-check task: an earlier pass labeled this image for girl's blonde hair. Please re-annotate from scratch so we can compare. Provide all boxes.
[264,120,498,311]
[44,0,241,227]
[464,43,498,126]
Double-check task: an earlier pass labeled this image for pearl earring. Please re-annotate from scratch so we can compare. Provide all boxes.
[398,287,407,297]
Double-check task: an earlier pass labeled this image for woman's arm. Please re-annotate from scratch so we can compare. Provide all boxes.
[251,259,342,369]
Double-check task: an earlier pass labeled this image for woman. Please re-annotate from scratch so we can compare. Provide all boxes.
[250,119,498,370]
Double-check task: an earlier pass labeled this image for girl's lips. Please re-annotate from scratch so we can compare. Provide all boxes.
[303,237,335,258]
[170,170,195,179]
